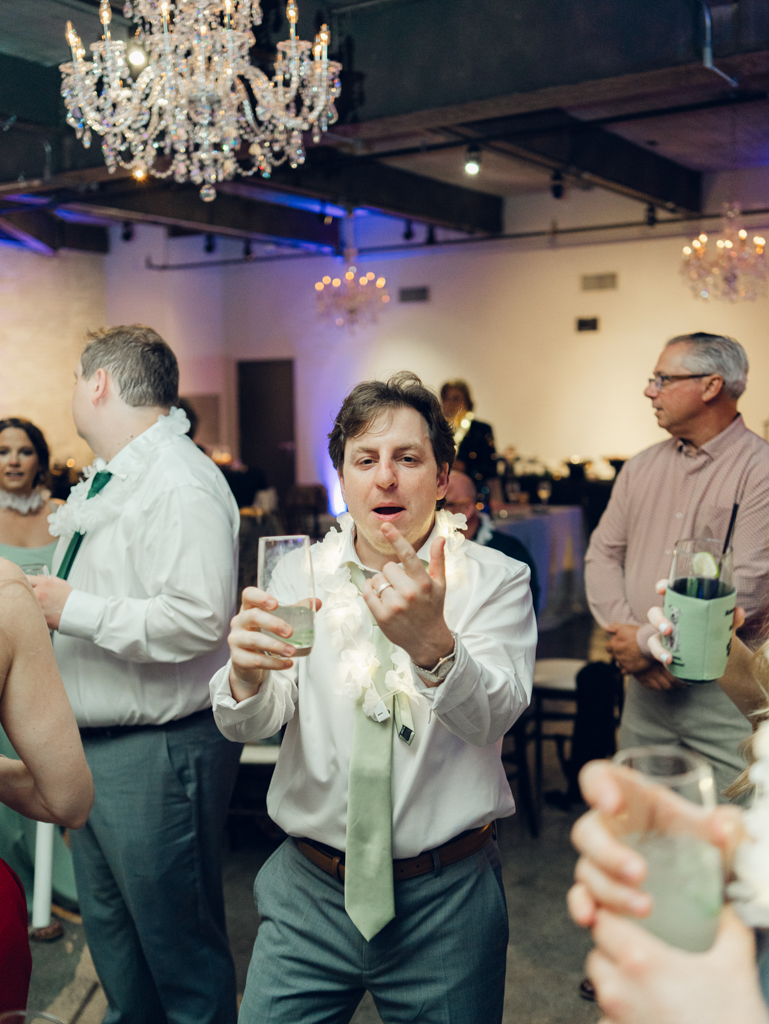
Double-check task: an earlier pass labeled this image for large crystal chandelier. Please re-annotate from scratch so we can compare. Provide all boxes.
[60,0,341,201]
[681,203,767,301]
[314,216,390,328]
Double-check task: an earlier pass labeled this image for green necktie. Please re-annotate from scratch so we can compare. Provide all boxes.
[345,563,398,941]
[57,470,113,582]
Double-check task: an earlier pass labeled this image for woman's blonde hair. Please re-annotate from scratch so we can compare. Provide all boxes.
[725,641,769,799]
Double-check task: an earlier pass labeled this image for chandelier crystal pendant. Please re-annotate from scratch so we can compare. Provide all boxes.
[60,0,342,202]
[681,203,767,301]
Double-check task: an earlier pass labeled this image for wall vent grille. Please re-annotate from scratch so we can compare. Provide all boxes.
[399,287,430,303]
[581,273,617,291]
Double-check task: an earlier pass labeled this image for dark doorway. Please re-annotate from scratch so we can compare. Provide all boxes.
[238,359,296,501]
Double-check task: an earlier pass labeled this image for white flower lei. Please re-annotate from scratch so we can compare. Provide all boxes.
[47,407,190,540]
[730,720,769,925]
[0,486,50,515]
[313,508,467,720]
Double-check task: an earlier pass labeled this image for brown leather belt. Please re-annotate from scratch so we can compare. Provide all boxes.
[296,823,494,884]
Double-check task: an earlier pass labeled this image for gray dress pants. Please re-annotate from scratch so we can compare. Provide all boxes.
[619,676,752,800]
[70,710,242,1024]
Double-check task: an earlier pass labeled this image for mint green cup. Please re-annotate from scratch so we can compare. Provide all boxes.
[660,539,735,684]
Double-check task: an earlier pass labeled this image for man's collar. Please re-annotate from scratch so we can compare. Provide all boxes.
[341,517,438,571]
[105,413,168,479]
[675,413,745,460]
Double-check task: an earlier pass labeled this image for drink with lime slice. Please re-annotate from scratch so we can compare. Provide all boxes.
[661,539,735,683]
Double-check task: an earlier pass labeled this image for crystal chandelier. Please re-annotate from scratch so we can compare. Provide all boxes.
[681,203,767,301]
[315,263,390,328]
[314,216,390,328]
[60,0,341,201]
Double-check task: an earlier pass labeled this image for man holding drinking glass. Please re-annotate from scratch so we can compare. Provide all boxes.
[585,332,769,797]
[211,371,536,1023]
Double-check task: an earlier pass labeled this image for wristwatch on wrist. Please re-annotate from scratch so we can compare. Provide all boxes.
[413,632,457,684]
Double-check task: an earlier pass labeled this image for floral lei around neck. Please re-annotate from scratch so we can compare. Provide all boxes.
[312,508,468,720]
[0,486,50,515]
[47,407,190,540]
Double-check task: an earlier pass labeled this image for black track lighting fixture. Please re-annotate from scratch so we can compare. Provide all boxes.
[121,221,134,242]
[646,203,657,227]
[464,144,481,176]
[403,219,414,241]
[426,224,436,245]
[243,238,253,259]
[551,170,564,200]
[204,233,216,254]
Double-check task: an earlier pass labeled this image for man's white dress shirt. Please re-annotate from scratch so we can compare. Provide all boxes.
[53,412,239,728]
[211,519,536,858]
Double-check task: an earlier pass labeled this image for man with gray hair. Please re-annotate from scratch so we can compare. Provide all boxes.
[586,331,769,797]
[31,325,241,1023]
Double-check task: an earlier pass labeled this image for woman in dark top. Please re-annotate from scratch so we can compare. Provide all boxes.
[440,380,497,487]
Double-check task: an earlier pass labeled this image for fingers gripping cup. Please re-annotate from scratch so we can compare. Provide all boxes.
[661,538,736,684]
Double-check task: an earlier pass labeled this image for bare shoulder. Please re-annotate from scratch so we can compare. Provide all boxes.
[0,559,43,628]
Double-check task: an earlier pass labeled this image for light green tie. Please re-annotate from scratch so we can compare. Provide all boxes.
[57,470,113,581]
[344,563,399,941]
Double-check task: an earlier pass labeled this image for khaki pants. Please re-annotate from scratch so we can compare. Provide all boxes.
[619,676,752,801]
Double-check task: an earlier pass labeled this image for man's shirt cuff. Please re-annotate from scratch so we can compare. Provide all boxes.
[58,589,106,641]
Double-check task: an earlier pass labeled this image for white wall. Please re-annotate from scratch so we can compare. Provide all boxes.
[0,243,102,467]
[97,208,769,505]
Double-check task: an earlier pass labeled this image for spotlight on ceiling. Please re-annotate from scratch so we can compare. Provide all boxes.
[204,233,216,254]
[551,170,564,199]
[243,238,253,260]
[403,219,414,241]
[464,144,481,176]
[646,203,657,227]
[121,221,134,242]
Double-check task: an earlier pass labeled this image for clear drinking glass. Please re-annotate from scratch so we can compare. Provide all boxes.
[536,479,552,506]
[23,563,50,578]
[257,535,315,657]
[612,745,723,952]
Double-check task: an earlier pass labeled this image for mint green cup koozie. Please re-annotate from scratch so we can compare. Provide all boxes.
[661,587,736,683]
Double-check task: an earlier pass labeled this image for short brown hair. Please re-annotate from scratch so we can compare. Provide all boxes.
[0,418,50,488]
[81,325,179,408]
[328,371,455,476]
[440,379,473,412]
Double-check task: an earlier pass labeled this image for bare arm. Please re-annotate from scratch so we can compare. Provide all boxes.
[0,563,93,828]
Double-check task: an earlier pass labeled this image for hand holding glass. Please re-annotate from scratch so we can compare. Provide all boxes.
[257,536,315,657]
[612,745,723,953]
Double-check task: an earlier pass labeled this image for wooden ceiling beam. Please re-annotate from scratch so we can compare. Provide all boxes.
[0,208,108,254]
[332,51,769,143]
[55,179,341,248]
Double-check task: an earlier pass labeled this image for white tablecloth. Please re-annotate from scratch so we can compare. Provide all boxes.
[494,505,587,631]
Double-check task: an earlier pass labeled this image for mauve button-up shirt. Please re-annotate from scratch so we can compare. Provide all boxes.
[586,414,769,654]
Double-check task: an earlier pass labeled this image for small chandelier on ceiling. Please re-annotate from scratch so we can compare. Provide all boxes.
[681,203,767,301]
[314,215,390,328]
[59,0,342,202]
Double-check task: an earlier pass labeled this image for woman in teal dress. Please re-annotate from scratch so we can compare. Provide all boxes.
[0,417,79,925]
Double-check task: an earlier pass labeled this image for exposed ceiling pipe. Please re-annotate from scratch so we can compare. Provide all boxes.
[143,204,769,270]
[700,2,738,88]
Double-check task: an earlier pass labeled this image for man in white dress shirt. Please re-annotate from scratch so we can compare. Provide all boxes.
[210,372,536,1023]
[32,325,241,1024]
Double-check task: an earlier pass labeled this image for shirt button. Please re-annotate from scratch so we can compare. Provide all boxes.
[674,512,683,519]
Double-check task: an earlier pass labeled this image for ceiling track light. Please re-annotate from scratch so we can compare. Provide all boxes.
[464,144,481,176]
[646,203,657,227]
[204,233,216,254]
[243,238,253,259]
[551,170,564,199]
[121,221,134,242]
[403,219,414,241]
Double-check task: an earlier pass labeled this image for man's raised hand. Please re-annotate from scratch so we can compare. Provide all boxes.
[361,522,454,682]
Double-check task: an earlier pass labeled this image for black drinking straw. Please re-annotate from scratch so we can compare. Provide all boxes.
[722,502,739,557]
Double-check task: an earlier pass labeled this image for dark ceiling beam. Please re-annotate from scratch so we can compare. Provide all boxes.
[333,51,769,142]
[54,179,341,248]
[0,208,108,254]
[239,149,502,233]
[445,109,702,213]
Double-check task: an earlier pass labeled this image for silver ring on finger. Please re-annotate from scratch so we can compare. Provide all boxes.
[375,580,393,598]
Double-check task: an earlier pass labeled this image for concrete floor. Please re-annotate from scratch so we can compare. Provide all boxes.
[28,615,605,1023]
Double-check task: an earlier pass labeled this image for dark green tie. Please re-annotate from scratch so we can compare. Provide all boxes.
[57,470,113,581]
